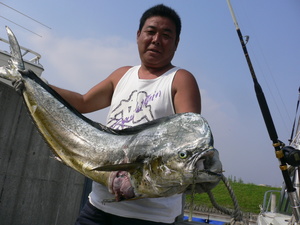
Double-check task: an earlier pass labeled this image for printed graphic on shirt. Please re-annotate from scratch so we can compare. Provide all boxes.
[107,90,161,130]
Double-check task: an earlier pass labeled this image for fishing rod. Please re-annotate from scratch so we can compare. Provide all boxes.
[226,0,300,221]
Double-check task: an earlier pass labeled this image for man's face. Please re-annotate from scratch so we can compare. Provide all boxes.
[137,16,179,69]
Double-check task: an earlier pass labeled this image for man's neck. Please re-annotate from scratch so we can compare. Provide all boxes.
[138,63,174,79]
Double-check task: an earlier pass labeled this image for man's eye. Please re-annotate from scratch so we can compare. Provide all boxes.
[163,34,171,39]
[147,31,155,35]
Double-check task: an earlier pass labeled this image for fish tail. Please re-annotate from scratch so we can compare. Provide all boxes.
[6,26,25,71]
[0,27,25,81]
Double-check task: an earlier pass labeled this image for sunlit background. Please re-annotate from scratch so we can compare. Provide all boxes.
[1,0,299,187]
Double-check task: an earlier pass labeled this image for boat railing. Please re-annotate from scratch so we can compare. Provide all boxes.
[260,190,282,214]
[0,37,42,66]
[0,36,44,77]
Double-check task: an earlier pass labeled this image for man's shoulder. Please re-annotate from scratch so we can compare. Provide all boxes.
[110,66,136,87]
[172,68,198,90]
[174,68,195,80]
[114,66,134,75]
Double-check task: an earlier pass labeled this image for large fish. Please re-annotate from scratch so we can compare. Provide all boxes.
[0,27,222,201]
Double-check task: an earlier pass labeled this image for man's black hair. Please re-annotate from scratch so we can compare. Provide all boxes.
[139,4,181,41]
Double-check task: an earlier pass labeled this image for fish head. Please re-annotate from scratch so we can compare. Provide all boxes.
[130,113,222,197]
[166,146,222,194]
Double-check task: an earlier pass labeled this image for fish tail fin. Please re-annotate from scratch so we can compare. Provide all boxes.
[0,27,25,82]
[6,26,25,71]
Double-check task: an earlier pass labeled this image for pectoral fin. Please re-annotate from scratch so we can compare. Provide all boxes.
[91,162,142,172]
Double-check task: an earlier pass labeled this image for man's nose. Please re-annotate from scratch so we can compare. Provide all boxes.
[152,33,161,45]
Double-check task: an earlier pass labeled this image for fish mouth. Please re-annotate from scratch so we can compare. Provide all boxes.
[192,148,218,174]
[184,148,222,194]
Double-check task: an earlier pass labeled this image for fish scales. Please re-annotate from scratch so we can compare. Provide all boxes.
[22,77,127,186]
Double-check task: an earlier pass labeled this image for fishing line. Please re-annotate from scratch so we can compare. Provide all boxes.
[0,2,51,29]
[0,15,42,37]
[247,40,292,135]
[237,0,292,134]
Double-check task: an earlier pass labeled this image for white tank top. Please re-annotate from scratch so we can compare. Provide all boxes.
[89,65,183,223]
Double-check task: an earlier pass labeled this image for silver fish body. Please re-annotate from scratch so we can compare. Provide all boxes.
[0,27,222,200]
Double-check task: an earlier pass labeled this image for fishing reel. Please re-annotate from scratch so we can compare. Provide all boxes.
[282,146,300,167]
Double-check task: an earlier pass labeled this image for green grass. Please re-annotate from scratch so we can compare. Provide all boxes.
[185,182,281,214]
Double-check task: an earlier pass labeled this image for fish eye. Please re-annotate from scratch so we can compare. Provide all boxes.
[178,151,188,159]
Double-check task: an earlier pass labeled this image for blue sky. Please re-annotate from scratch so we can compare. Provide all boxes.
[0,0,299,187]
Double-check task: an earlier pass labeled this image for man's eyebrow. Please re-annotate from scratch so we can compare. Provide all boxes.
[145,25,157,30]
[145,26,173,33]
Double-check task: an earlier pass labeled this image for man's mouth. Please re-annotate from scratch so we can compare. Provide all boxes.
[148,49,161,54]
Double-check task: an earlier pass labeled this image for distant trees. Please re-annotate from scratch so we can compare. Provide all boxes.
[228,175,244,184]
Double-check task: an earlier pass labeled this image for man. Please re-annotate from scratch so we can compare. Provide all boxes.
[50,4,201,225]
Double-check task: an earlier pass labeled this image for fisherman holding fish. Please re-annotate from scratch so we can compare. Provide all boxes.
[12,4,203,225]
[47,4,202,225]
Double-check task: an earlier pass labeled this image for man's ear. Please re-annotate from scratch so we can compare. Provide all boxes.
[136,30,141,41]
[175,37,180,51]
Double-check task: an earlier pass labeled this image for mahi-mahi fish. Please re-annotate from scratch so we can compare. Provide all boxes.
[0,27,222,201]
